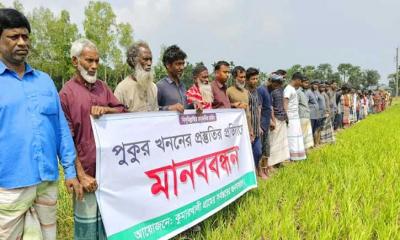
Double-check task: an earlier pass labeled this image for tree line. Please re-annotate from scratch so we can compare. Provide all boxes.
[1,0,382,91]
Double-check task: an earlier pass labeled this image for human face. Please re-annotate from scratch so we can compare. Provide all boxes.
[138,47,152,72]
[302,80,310,89]
[215,65,230,84]
[196,70,209,85]
[166,59,185,79]
[247,74,259,89]
[235,71,246,85]
[0,28,30,66]
[73,47,99,83]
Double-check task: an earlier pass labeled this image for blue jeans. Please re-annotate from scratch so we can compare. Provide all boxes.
[252,136,262,167]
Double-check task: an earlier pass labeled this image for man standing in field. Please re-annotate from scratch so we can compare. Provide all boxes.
[306,80,320,140]
[268,73,290,168]
[59,38,125,240]
[297,76,314,150]
[211,61,231,109]
[114,41,158,112]
[227,65,253,136]
[257,72,273,177]
[0,8,82,239]
[246,68,267,178]
[157,45,188,113]
[284,72,306,161]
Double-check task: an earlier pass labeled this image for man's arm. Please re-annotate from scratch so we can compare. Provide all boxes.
[57,90,83,200]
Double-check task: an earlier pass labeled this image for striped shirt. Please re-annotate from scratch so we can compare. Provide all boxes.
[248,88,261,137]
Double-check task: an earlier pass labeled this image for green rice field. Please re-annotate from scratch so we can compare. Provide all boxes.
[57,100,400,240]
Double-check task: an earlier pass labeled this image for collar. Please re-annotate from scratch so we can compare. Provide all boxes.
[215,79,226,89]
[166,76,181,86]
[73,75,99,91]
[0,60,34,76]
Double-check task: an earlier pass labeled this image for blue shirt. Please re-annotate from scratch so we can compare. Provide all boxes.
[157,77,188,110]
[257,85,272,131]
[0,61,76,189]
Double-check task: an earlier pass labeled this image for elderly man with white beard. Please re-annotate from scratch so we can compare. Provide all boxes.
[59,38,125,240]
[186,64,213,112]
[114,41,158,112]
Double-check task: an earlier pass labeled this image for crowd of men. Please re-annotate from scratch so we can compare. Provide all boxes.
[0,9,392,239]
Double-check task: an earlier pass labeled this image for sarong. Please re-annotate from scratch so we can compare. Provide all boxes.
[268,119,290,166]
[0,181,57,240]
[320,117,335,144]
[74,192,107,240]
[287,117,306,160]
[300,118,314,149]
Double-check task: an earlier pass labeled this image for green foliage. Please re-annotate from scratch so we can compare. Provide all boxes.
[27,7,79,89]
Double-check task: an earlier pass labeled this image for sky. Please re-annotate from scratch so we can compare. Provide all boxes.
[2,0,399,84]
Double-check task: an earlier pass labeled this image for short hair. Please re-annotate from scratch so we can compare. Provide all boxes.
[0,8,31,36]
[126,41,150,68]
[192,63,208,78]
[214,61,230,71]
[291,72,303,81]
[162,45,187,67]
[70,38,98,58]
[276,69,287,76]
[231,66,245,78]
[302,76,309,82]
[246,67,259,80]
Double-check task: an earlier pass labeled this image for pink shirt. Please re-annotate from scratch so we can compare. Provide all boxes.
[60,77,125,177]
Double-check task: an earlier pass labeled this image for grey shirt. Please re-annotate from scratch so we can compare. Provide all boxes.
[297,87,310,119]
[316,90,326,118]
[306,89,319,120]
[157,77,188,110]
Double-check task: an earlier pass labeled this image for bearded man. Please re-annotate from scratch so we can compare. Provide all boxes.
[186,63,213,111]
[114,41,158,112]
[59,38,125,240]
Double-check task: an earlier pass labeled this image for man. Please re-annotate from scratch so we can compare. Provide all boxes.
[257,72,273,177]
[319,82,335,144]
[246,68,267,178]
[0,9,82,239]
[186,63,213,111]
[114,41,158,112]
[268,73,290,168]
[297,76,314,150]
[60,38,125,240]
[284,72,306,161]
[306,80,320,139]
[211,60,231,109]
[157,45,188,113]
[227,66,252,134]
[327,82,337,127]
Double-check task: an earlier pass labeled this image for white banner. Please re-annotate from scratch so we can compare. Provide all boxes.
[92,109,257,240]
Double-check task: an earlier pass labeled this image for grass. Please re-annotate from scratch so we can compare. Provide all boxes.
[57,101,400,240]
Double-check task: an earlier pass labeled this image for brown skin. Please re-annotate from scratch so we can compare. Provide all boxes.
[72,47,120,193]
[0,28,83,200]
[214,65,230,85]
[166,59,186,113]
[302,80,310,89]
[0,28,30,78]
[137,47,152,71]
